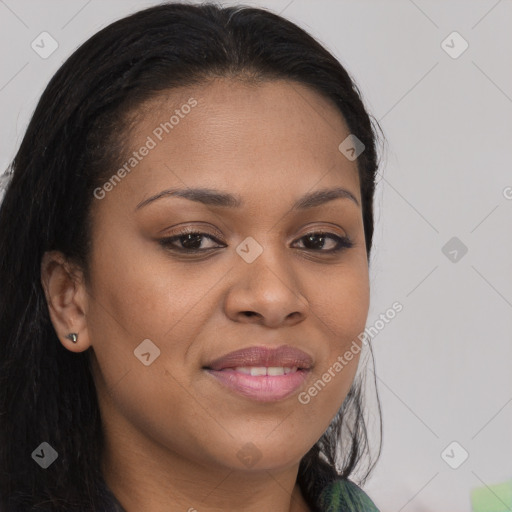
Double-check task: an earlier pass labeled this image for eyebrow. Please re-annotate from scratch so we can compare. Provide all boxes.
[135,185,360,211]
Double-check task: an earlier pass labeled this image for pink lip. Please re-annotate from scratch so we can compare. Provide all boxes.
[203,345,313,402]
[204,345,313,371]
[205,367,310,402]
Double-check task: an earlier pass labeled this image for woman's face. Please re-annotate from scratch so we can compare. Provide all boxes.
[77,78,369,475]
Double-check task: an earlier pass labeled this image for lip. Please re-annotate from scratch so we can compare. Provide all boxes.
[205,367,310,402]
[204,345,313,371]
[203,345,313,402]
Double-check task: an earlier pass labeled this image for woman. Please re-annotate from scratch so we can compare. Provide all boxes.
[0,3,384,511]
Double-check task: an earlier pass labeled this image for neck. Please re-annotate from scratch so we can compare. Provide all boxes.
[102,445,310,512]
[99,411,311,512]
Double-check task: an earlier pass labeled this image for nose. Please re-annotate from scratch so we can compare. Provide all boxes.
[223,247,308,328]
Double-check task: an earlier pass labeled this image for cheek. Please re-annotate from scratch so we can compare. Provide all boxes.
[85,237,228,395]
[296,256,369,416]
[87,232,204,338]
[307,255,370,347]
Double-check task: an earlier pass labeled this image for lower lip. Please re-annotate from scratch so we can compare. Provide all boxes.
[205,368,310,402]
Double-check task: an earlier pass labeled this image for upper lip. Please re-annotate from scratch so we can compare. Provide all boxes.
[204,345,314,371]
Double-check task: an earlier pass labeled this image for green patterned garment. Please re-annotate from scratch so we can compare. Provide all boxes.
[317,477,380,512]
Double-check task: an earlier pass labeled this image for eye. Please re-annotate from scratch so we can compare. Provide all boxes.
[293,232,353,253]
[159,229,225,252]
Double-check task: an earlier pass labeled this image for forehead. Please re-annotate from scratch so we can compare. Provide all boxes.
[137,77,354,152]
[95,77,361,216]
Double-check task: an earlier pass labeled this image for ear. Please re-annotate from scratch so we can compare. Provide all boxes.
[40,250,91,353]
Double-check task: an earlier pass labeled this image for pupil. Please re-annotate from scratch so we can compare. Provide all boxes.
[182,233,202,249]
[306,234,324,249]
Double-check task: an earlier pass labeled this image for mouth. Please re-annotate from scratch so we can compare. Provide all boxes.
[204,344,313,371]
[203,345,313,402]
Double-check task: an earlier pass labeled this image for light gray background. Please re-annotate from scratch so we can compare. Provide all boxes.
[1,1,511,510]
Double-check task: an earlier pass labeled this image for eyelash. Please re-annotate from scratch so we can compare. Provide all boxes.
[159,228,354,254]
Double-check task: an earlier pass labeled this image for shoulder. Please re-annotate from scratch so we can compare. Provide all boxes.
[316,477,380,512]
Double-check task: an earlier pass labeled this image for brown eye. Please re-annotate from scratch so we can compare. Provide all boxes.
[294,232,353,253]
[159,231,225,252]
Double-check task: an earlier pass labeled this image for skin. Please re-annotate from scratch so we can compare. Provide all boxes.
[41,78,370,512]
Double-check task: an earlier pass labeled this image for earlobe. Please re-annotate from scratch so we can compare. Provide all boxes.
[40,250,91,353]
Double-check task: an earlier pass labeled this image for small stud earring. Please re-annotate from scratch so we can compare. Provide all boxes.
[66,333,78,343]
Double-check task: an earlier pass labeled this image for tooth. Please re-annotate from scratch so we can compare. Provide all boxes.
[267,367,285,376]
[234,366,253,375]
[232,366,298,376]
[249,367,267,376]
